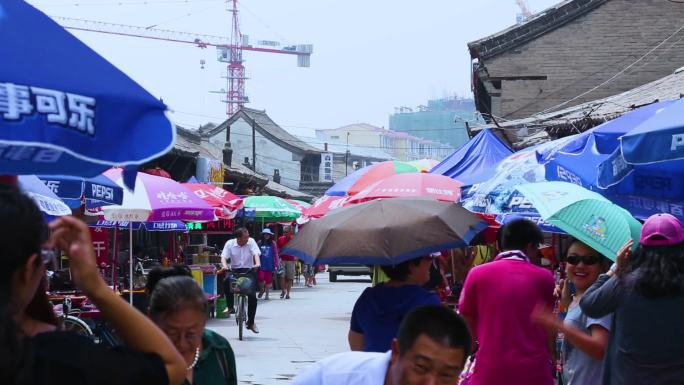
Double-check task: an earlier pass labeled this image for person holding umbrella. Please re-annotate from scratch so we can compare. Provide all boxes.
[580,213,684,385]
[349,255,441,352]
[531,239,612,385]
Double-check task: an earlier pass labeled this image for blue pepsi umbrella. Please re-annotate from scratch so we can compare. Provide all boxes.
[542,101,684,221]
[18,175,72,221]
[38,174,123,209]
[621,97,684,164]
[0,1,174,187]
[461,136,576,215]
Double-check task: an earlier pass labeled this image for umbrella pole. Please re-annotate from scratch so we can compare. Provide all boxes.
[129,223,133,306]
[112,228,118,292]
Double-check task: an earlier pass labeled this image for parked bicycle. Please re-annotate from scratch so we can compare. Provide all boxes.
[54,295,94,338]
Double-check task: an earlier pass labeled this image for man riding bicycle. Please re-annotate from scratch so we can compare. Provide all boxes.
[221,227,262,333]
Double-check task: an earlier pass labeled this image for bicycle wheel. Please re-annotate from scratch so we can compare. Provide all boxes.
[63,316,93,337]
[237,295,244,341]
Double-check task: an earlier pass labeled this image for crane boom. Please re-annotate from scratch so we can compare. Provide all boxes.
[52,16,311,56]
[52,9,313,116]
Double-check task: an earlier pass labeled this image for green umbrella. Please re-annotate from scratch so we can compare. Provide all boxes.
[243,196,301,221]
[516,181,641,261]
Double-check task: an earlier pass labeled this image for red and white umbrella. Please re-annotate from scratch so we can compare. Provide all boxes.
[183,183,243,219]
[346,173,463,204]
[302,195,348,219]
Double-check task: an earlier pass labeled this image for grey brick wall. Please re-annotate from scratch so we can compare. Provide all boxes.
[479,0,684,119]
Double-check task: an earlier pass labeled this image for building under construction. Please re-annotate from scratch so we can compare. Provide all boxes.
[389,96,480,148]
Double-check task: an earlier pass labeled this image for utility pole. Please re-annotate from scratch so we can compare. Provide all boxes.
[345,132,350,176]
[251,117,256,172]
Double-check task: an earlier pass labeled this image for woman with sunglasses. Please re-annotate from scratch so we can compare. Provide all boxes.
[0,186,186,385]
[532,239,612,385]
[580,214,684,385]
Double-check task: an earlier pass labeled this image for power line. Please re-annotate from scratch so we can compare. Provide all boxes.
[32,0,224,7]
[170,109,478,134]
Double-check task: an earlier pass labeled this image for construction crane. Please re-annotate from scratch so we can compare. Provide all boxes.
[515,0,532,23]
[52,0,312,116]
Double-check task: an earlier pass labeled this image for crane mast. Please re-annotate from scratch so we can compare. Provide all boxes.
[226,0,246,115]
[52,0,313,117]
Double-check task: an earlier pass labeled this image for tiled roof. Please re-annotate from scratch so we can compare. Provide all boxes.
[205,108,321,154]
[468,0,608,60]
[472,67,684,148]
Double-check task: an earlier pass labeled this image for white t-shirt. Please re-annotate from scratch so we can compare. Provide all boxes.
[221,238,261,269]
[291,351,390,385]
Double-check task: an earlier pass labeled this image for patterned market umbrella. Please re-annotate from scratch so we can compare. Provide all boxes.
[100,168,214,304]
[346,173,463,204]
[101,169,215,222]
[302,195,347,219]
[183,183,243,219]
[285,199,312,211]
[324,160,421,197]
[406,159,440,172]
[243,196,301,222]
[516,181,641,261]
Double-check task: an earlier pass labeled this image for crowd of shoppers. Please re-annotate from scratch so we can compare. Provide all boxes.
[7,177,684,385]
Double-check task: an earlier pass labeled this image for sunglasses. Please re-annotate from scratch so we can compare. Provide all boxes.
[565,254,601,266]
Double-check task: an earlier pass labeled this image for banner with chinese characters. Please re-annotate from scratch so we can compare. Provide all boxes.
[319,153,333,182]
[186,219,235,233]
[89,227,110,266]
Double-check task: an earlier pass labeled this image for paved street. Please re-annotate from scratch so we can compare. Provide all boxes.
[206,274,372,385]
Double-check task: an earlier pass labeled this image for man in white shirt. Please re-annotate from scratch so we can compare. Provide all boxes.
[221,227,262,333]
[292,305,471,385]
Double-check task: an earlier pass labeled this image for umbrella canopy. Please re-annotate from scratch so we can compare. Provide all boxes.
[431,128,513,187]
[541,101,684,221]
[346,173,463,204]
[461,136,576,216]
[242,196,301,221]
[0,1,174,186]
[620,97,684,164]
[38,174,123,209]
[405,159,439,172]
[516,182,641,261]
[281,197,488,265]
[101,169,215,222]
[286,199,312,210]
[324,161,420,196]
[18,175,71,218]
[183,183,243,219]
[302,195,347,219]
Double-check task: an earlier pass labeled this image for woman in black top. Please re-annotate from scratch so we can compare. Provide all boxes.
[0,186,186,385]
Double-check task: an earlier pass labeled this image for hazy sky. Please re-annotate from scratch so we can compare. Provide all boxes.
[31,0,559,137]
